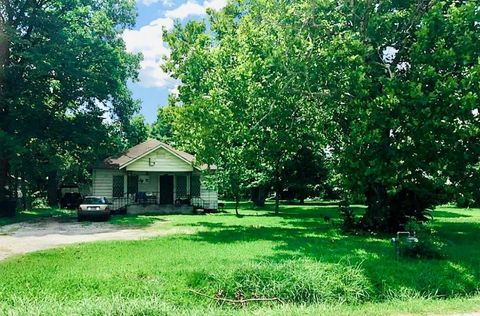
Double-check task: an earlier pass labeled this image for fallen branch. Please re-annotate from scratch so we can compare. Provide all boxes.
[188,289,285,305]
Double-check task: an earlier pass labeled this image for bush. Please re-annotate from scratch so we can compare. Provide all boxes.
[188,259,373,305]
[402,220,445,259]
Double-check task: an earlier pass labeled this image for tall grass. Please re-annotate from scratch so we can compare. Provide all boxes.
[189,259,372,304]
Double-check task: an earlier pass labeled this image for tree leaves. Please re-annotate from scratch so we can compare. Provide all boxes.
[0,0,140,199]
[163,0,479,222]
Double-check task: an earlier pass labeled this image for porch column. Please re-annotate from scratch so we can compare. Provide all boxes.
[123,173,128,197]
[173,174,176,203]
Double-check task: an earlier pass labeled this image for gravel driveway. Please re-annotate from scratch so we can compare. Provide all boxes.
[0,218,187,261]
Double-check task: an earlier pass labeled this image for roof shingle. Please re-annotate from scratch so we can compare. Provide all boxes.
[95,139,215,171]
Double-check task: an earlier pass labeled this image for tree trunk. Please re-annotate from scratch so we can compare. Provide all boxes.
[47,170,58,207]
[362,183,389,231]
[0,18,10,201]
[251,186,268,207]
[21,178,28,210]
[235,195,240,216]
[274,189,280,214]
[0,157,7,190]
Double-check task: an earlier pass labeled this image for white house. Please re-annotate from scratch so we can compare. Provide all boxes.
[91,139,217,214]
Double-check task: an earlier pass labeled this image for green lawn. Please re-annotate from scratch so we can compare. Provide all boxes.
[1,202,479,315]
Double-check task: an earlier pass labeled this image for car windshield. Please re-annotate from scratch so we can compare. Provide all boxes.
[83,197,106,204]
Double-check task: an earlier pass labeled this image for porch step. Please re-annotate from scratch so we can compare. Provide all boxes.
[126,204,194,215]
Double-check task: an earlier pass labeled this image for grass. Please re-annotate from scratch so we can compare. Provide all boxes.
[0,202,480,315]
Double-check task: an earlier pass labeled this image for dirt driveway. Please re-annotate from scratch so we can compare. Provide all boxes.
[0,218,188,261]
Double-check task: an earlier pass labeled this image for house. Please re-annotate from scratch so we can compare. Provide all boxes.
[91,139,218,214]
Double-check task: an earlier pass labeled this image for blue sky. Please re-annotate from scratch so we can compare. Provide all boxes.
[124,0,227,123]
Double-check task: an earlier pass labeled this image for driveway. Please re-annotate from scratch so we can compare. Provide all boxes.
[0,217,188,261]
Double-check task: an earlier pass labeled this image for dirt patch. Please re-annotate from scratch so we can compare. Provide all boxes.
[0,218,192,261]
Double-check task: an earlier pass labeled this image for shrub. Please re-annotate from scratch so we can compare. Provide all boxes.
[402,220,445,259]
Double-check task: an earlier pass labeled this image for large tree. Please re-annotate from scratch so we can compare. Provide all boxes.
[163,0,479,229]
[324,0,480,231]
[0,0,140,204]
[163,1,328,214]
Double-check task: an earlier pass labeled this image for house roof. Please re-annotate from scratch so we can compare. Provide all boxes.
[95,139,215,171]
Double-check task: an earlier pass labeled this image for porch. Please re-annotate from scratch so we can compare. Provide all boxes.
[109,171,209,213]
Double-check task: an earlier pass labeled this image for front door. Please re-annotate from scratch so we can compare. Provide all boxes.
[159,175,174,204]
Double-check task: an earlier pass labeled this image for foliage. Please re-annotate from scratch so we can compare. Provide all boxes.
[453,163,480,208]
[162,0,480,226]
[403,220,445,260]
[163,0,330,214]
[125,114,150,147]
[151,106,176,143]
[0,0,140,204]
[326,0,480,231]
[281,144,329,203]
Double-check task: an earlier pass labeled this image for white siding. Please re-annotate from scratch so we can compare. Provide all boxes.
[92,169,125,198]
[125,148,193,172]
[200,181,218,210]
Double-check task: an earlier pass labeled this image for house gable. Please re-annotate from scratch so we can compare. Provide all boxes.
[124,147,194,172]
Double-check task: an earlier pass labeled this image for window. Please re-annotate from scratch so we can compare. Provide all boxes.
[112,176,124,198]
[127,175,138,195]
[83,197,107,204]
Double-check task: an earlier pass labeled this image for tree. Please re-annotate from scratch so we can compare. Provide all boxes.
[282,144,329,204]
[163,0,478,230]
[323,0,480,231]
[0,0,140,205]
[125,114,150,147]
[151,105,175,143]
[163,1,328,214]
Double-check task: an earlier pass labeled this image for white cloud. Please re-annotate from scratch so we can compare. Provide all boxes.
[165,0,227,19]
[165,1,205,19]
[125,0,227,88]
[138,0,174,7]
[123,18,176,88]
[203,0,228,11]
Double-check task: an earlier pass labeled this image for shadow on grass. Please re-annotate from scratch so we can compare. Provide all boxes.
[177,206,480,299]
[433,210,472,218]
[0,208,75,227]
[280,200,340,206]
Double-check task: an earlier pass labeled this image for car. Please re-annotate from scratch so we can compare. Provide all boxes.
[77,196,112,221]
[60,192,82,209]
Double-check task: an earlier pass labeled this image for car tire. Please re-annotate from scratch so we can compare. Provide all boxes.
[78,214,84,222]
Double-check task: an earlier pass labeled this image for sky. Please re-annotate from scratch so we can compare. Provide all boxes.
[124,0,227,123]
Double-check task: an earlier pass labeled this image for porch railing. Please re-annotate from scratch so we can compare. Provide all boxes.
[110,192,206,211]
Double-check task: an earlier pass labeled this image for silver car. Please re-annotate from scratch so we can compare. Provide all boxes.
[78,196,112,221]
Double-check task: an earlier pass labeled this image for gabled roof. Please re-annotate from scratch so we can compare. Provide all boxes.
[95,139,215,171]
